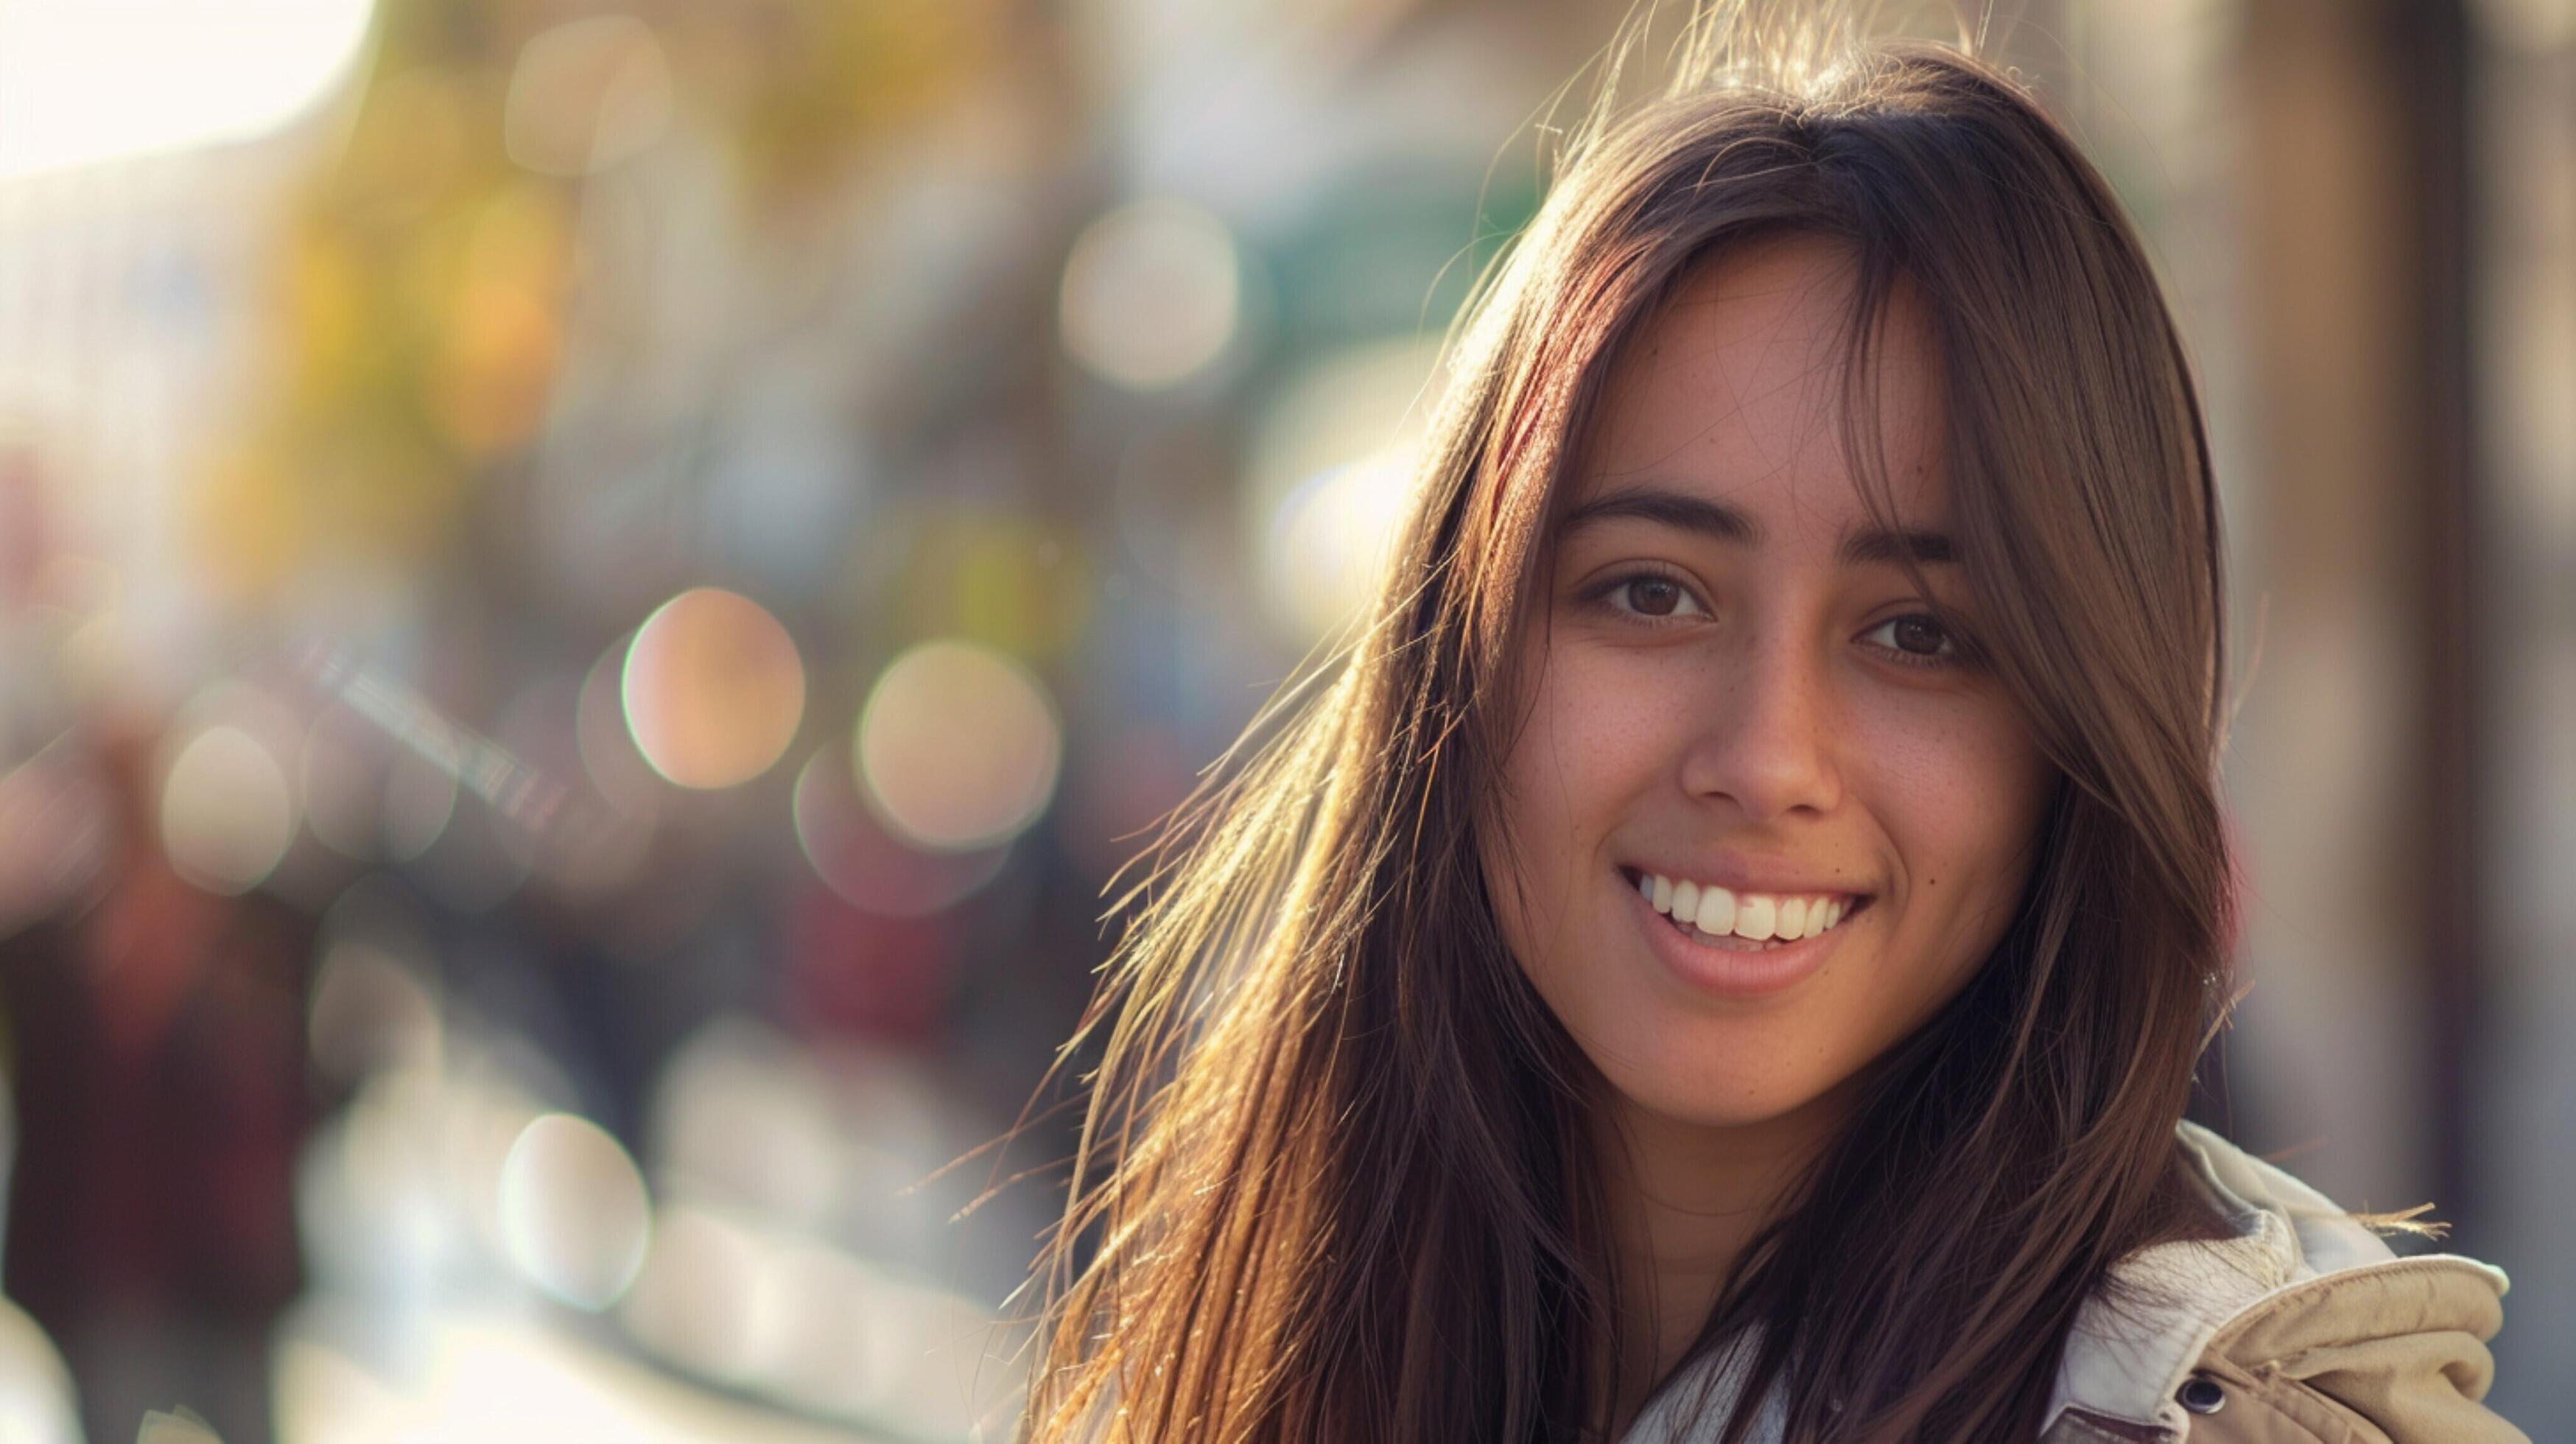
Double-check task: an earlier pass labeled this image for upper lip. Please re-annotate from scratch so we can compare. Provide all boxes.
[1623,858,1873,900]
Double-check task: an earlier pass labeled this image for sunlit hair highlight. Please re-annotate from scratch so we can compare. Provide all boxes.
[1017,6,2236,1440]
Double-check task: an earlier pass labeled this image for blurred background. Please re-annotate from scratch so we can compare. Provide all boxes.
[0,0,2565,1439]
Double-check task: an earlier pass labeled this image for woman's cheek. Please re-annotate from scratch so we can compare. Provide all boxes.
[1860,696,2053,958]
[1496,645,1670,960]
[1553,642,1703,780]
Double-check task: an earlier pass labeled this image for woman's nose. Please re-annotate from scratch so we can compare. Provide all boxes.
[1677,634,1843,823]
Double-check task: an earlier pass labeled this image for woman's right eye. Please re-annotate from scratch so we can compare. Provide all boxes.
[1587,569,1709,623]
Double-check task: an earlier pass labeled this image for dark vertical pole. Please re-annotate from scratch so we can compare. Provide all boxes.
[2239,0,2485,1227]
[2398,0,2484,1241]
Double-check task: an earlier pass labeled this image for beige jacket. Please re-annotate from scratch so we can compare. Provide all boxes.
[2040,1121,2521,1443]
[1623,1122,2523,1443]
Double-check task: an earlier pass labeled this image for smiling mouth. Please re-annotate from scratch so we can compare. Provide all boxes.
[1620,866,1875,951]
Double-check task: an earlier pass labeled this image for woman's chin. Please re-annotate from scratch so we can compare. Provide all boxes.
[1598,1054,1853,1138]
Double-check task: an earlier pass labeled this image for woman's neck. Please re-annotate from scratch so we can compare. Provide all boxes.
[1596,1084,1854,1438]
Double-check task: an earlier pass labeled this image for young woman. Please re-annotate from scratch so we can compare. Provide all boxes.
[1017,19,2523,1444]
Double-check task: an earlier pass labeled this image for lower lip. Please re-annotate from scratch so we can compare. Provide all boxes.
[1623,871,1864,998]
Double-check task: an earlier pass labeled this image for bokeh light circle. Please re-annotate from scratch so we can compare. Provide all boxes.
[307,936,443,1087]
[620,1203,782,1385]
[1242,337,1442,646]
[621,587,806,790]
[1059,197,1240,390]
[575,635,667,861]
[1262,451,1419,645]
[504,15,674,178]
[496,1112,652,1311]
[793,748,1008,916]
[855,641,1061,853]
[299,698,460,863]
[160,724,296,895]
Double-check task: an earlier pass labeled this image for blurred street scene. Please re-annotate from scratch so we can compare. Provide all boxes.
[0,0,2566,1440]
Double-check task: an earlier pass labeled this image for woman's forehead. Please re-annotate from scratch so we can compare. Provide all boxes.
[1579,236,1951,536]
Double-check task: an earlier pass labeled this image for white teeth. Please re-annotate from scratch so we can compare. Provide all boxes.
[1694,883,1736,935]
[1638,871,1858,944]
[1734,894,1777,941]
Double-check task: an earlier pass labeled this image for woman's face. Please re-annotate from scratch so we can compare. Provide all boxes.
[1485,236,2056,1136]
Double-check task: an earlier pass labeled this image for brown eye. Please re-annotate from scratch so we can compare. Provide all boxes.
[1626,575,1684,616]
[1861,612,1962,669]
[1583,569,1706,623]
[1892,615,1948,655]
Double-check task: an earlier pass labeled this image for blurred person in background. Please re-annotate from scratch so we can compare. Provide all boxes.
[1014,7,2524,1443]
[0,438,312,1444]
[0,727,312,1444]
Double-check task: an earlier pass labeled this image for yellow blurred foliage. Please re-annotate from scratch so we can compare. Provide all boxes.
[286,231,371,401]
[208,0,998,604]
[678,0,1003,193]
[333,67,480,224]
[427,186,571,455]
[193,449,315,603]
[431,281,561,457]
[891,511,1093,662]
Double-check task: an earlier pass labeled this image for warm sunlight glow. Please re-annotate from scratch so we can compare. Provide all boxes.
[0,0,378,180]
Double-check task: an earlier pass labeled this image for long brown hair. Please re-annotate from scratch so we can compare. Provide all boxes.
[1017,11,2234,1440]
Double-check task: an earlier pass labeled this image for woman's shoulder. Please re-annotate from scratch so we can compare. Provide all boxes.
[2044,1120,2525,1443]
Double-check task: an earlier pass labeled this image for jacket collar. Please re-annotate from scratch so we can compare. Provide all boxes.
[1624,1121,2506,1443]
[2043,1119,2493,1437]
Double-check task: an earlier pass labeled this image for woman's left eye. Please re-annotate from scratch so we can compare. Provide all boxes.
[1590,570,1708,622]
[1859,613,1961,668]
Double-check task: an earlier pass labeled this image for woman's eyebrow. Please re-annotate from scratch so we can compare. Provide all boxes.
[1558,485,1762,546]
[1839,525,1958,567]
[1557,482,1959,566]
